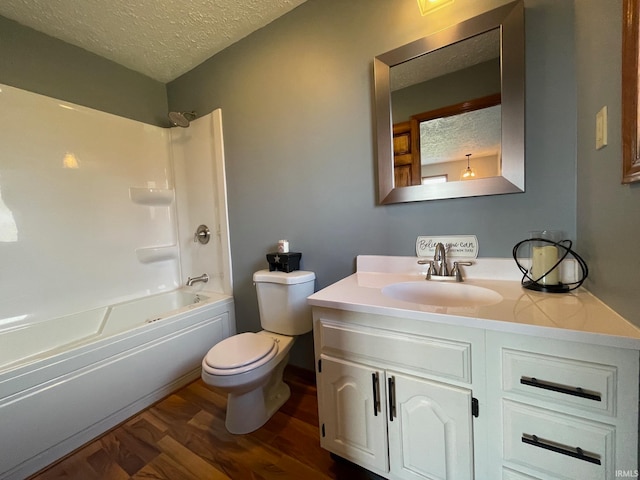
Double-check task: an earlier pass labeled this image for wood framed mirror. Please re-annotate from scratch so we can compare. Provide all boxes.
[374,1,525,204]
[623,0,640,184]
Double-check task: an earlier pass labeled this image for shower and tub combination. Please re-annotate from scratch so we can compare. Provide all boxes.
[0,84,234,480]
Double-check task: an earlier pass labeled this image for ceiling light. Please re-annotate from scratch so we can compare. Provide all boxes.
[62,152,79,169]
[460,153,476,180]
[417,0,454,16]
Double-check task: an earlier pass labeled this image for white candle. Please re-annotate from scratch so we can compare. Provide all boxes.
[532,245,560,285]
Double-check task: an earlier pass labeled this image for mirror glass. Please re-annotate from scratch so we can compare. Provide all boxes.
[374,1,525,204]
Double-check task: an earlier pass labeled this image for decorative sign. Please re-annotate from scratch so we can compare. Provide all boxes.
[416,235,479,258]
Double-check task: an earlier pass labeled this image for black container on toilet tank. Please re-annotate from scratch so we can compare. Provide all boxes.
[267,252,302,273]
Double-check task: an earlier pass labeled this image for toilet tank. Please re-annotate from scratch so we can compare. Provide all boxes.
[253,270,316,335]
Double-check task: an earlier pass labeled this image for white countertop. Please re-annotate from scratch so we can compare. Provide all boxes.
[307,256,640,349]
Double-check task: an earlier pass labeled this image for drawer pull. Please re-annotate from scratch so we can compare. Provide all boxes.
[388,376,396,422]
[520,376,601,401]
[372,372,380,416]
[522,433,601,465]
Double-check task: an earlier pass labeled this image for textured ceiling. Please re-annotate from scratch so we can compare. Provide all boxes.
[420,105,501,165]
[390,28,500,91]
[0,0,307,83]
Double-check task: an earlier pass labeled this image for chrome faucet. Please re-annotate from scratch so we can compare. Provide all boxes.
[434,242,449,276]
[186,273,209,286]
[417,242,473,282]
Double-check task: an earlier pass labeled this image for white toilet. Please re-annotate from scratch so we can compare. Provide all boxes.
[201,269,315,434]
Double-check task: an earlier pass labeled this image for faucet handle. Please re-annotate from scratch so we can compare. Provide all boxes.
[428,262,438,277]
[451,262,473,282]
[418,259,438,279]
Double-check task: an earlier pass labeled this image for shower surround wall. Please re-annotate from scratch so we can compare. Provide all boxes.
[171,109,233,295]
[0,83,233,477]
[0,82,231,324]
[1,83,176,320]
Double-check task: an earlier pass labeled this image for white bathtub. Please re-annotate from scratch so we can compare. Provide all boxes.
[0,288,235,480]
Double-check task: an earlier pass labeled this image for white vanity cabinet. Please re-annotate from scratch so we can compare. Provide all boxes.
[485,331,639,480]
[312,307,639,480]
[308,257,640,480]
[313,307,484,480]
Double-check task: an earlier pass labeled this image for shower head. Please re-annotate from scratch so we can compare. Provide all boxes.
[168,111,197,128]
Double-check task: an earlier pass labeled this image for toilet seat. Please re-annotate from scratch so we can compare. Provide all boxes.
[203,332,277,376]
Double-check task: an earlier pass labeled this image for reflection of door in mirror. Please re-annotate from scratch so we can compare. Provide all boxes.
[393,121,420,187]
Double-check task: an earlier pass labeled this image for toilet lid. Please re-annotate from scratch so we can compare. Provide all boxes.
[204,332,277,375]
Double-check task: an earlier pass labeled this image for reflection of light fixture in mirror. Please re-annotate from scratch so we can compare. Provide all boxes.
[62,152,79,169]
[461,153,476,180]
[417,0,454,15]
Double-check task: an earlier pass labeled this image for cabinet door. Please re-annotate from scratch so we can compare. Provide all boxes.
[387,372,474,480]
[318,356,389,474]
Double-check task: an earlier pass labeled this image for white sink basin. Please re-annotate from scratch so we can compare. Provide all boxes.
[381,281,503,307]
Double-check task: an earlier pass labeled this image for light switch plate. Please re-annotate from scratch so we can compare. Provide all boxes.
[596,106,608,150]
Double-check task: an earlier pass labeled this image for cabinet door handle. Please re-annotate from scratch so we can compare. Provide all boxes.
[388,376,396,422]
[520,376,601,401]
[522,433,601,465]
[372,372,380,416]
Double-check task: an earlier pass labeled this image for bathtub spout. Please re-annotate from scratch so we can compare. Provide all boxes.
[186,273,209,286]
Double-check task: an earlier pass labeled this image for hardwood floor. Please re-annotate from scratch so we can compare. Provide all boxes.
[30,367,383,480]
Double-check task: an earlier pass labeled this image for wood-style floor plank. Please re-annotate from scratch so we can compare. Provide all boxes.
[30,366,383,480]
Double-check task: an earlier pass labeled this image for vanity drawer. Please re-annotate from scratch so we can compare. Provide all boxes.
[503,400,614,480]
[502,348,616,416]
[502,468,542,480]
[319,321,471,383]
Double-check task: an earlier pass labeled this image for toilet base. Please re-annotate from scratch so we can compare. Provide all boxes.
[225,356,291,434]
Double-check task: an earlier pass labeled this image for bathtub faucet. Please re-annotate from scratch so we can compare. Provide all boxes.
[186,273,209,286]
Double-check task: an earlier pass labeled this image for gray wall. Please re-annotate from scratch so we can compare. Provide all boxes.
[0,15,168,126]
[392,59,501,123]
[575,0,640,324]
[167,0,578,368]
